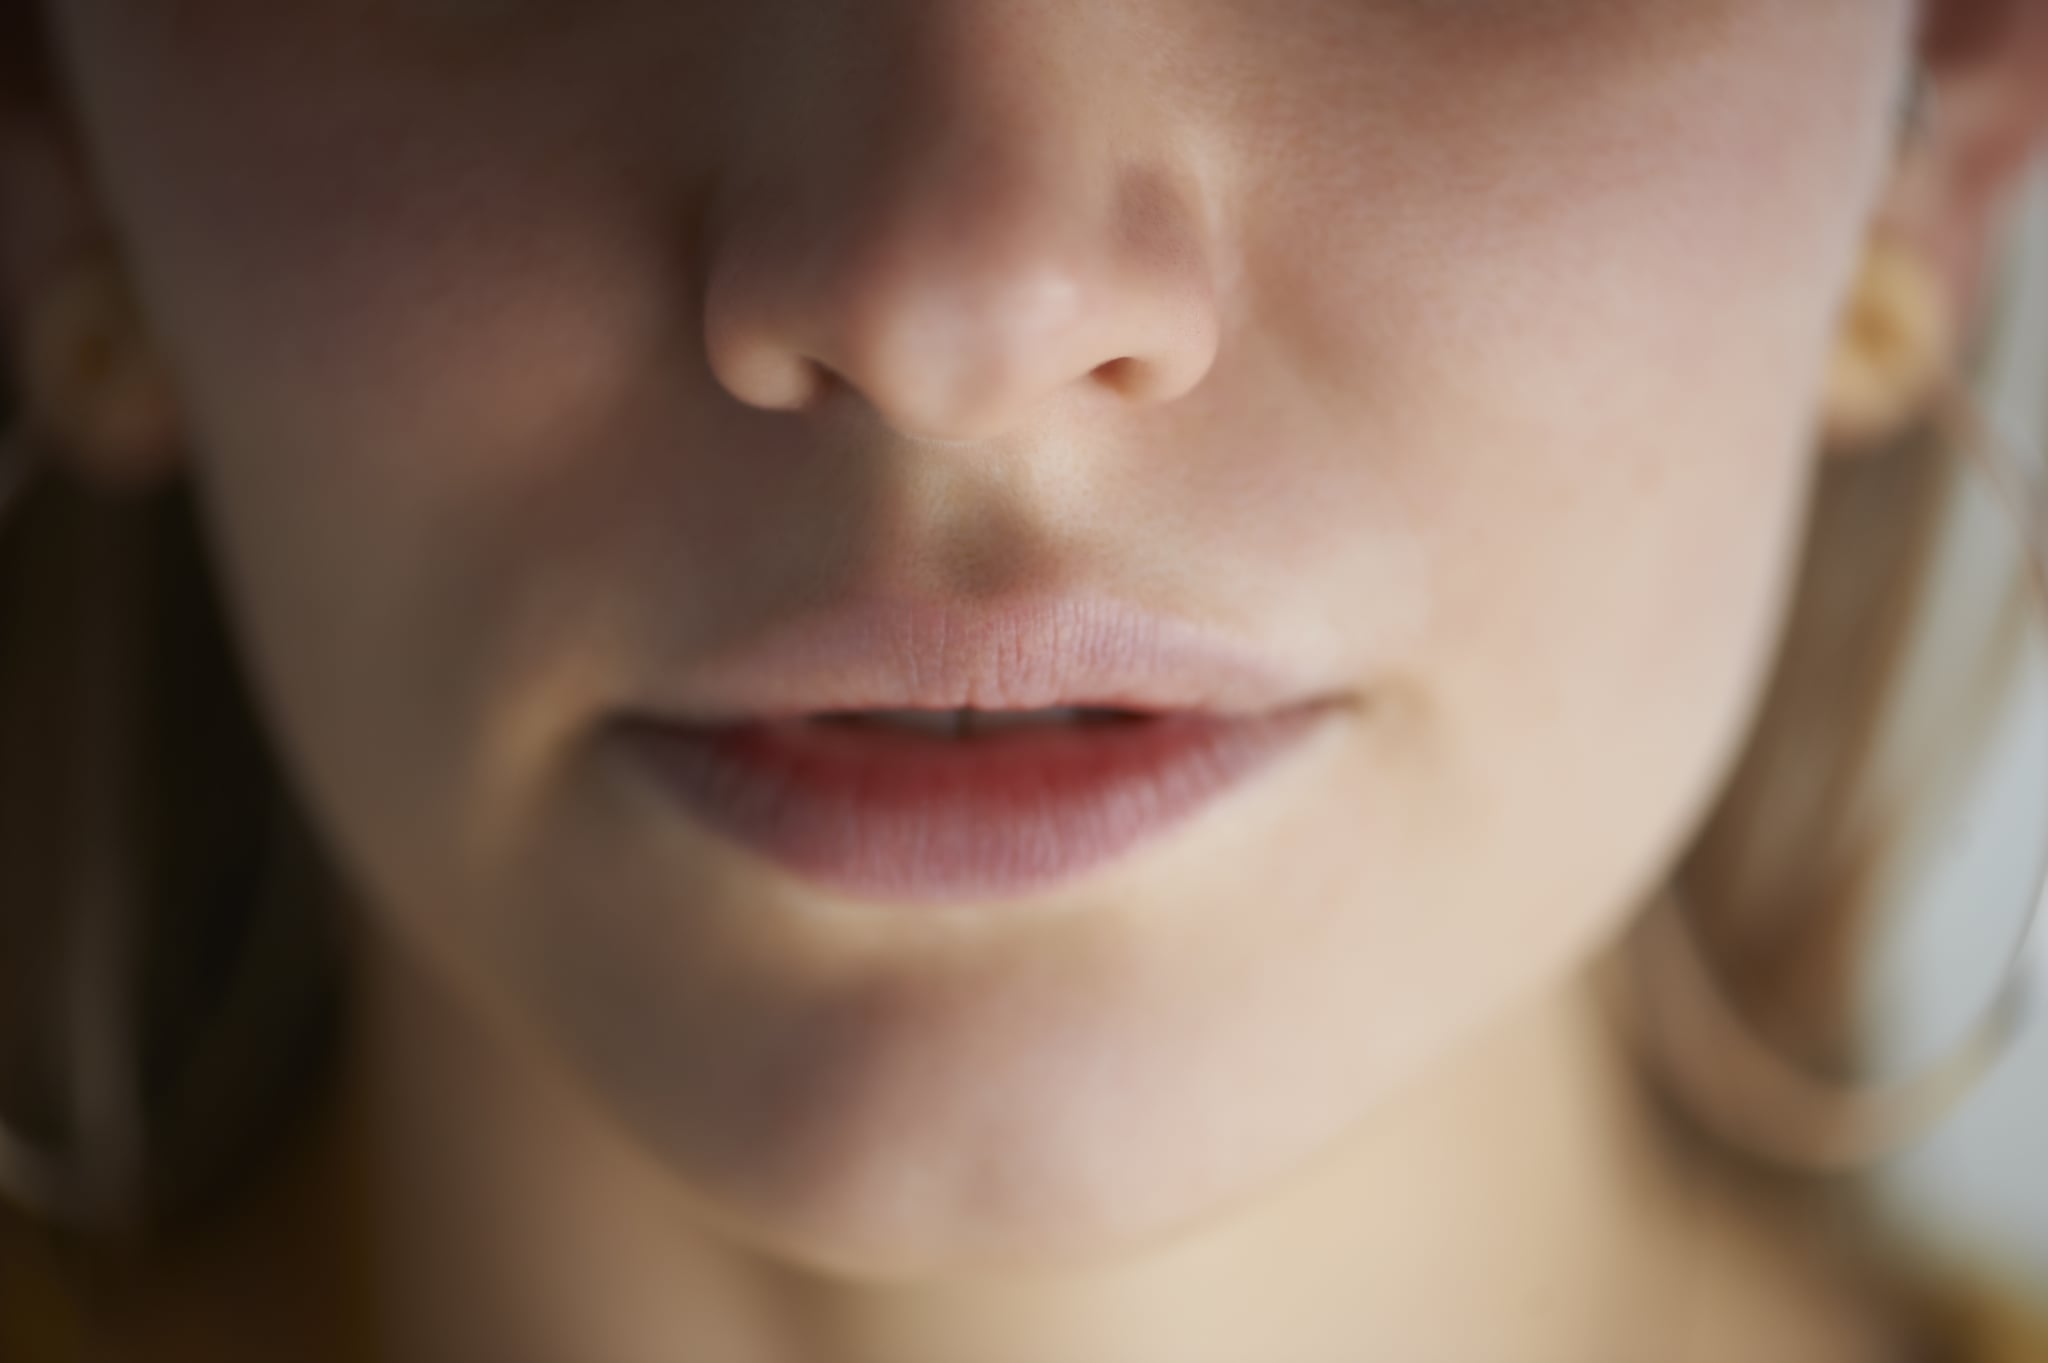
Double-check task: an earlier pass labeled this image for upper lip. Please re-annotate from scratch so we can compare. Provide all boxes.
[639,593,1334,723]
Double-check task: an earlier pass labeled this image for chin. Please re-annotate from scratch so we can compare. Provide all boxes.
[521,917,1370,1283]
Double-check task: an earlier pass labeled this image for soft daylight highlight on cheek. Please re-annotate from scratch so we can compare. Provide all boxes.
[42,0,1913,1269]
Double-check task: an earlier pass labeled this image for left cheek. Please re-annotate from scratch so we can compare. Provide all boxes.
[1438,414,1818,904]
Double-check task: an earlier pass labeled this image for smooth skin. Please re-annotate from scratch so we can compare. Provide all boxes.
[6,1,2048,1359]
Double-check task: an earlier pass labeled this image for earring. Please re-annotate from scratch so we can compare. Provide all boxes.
[1626,236,2046,1171]
[1819,66,1949,451]
[1823,231,1956,451]
[3,248,180,507]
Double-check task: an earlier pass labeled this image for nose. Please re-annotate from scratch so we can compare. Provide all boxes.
[700,18,1223,444]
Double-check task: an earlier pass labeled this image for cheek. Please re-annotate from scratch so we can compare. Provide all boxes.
[1145,0,1898,1039]
[48,3,704,913]
[1393,20,1891,914]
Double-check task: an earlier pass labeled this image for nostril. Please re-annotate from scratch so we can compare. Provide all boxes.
[1091,357,1140,393]
[806,361,847,408]
[701,157,1223,438]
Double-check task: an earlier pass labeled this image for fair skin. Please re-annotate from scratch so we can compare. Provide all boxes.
[6,1,2048,1359]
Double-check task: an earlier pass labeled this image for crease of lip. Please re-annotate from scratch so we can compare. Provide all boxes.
[637,594,1328,723]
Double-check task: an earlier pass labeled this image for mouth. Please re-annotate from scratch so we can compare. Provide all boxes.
[609,596,1347,903]
[807,705,1147,734]
[616,701,1337,904]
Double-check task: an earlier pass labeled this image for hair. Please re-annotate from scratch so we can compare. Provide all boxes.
[0,0,2040,1312]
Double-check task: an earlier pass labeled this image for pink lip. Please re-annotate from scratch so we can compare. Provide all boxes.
[612,596,1346,902]
[650,595,1322,718]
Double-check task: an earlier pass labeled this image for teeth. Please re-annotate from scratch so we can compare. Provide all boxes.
[961,707,1090,734]
[822,707,1128,736]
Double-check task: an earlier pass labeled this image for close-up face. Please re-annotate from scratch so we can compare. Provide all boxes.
[29,0,1913,1277]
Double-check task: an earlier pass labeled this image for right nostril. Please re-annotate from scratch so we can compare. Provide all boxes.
[1091,357,1137,391]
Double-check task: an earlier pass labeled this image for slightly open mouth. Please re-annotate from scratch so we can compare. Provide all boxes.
[615,700,1338,903]
[805,706,1151,736]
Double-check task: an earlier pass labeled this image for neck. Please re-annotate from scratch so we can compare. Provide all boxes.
[349,925,1773,1363]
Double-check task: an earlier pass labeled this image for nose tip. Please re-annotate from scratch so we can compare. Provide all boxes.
[702,164,1222,444]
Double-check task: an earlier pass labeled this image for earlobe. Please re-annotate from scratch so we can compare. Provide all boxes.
[2,118,186,491]
[14,248,185,490]
[1821,232,1953,453]
[1821,6,2048,454]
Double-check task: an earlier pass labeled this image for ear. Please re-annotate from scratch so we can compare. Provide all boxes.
[1892,0,2048,342]
[1,81,184,490]
[1824,1,2048,452]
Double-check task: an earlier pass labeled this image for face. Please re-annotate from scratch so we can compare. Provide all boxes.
[32,0,1910,1274]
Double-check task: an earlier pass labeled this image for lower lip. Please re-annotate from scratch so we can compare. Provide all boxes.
[615,705,1337,903]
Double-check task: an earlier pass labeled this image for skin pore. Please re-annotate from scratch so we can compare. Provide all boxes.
[5,0,2048,1359]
